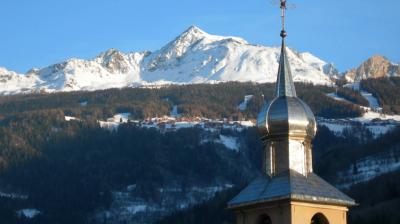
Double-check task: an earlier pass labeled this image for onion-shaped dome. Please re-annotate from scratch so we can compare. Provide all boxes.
[257,39,317,141]
[259,96,316,140]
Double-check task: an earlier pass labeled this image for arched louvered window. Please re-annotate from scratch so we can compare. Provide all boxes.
[311,213,329,224]
[257,214,272,224]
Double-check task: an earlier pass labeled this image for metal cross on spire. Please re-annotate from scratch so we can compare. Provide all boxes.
[272,0,295,38]
[273,0,297,97]
[280,0,287,38]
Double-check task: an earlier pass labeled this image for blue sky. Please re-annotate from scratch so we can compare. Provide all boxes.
[1,0,399,73]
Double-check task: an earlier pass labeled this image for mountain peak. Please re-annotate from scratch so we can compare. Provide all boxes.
[183,25,207,36]
[176,25,248,46]
[104,48,120,55]
[0,67,20,76]
[149,26,211,64]
[173,26,208,47]
[95,48,132,73]
[343,55,399,82]
[0,67,9,74]
[365,55,389,64]
[97,48,124,59]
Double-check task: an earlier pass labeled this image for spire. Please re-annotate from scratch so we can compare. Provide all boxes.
[274,0,297,98]
[274,39,297,97]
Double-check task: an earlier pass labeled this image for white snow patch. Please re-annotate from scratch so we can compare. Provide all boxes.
[326,93,352,104]
[65,116,79,121]
[318,118,397,138]
[217,135,239,152]
[366,124,397,136]
[174,121,198,129]
[99,121,120,131]
[318,120,351,135]
[353,111,400,123]
[323,84,398,137]
[170,105,181,118]
[127,184,137,191]
[344,82,361,91]
[338,148,400,188]
[80,101,88,106]
[238,95,254,111]
[17,209,41,219]
[94,183,234,223]
[0,191,28,199]
[235,120,255,127]
[108,113,130,123]
[126,205,147,215]
[344,81,382,111]
[99,113,131,130]
[360,91,381,111]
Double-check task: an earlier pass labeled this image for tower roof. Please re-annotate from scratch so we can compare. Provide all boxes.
[228,170,356,209]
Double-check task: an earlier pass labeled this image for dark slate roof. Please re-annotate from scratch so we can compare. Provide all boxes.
[228,170,356,209]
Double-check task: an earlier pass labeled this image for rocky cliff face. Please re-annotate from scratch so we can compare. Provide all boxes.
[343,55,400,82]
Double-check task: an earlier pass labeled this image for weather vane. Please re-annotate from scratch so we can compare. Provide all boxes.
[272,0,296,38]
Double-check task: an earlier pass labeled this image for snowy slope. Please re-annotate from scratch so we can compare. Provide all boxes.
[323,86,398,138]
[238,95,254,111]
[30,50,146,92]
[140,26,335,85]
[337,147,400,189]
[0,26,337,95]
[0,67,39,95]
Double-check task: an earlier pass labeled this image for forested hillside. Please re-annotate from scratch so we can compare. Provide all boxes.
[336,87,370,107]
[0,82,394,224]
[0,82,363,121]
[361,77,400,114]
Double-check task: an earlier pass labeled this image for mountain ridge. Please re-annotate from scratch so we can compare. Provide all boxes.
[2,26,395,95]
[342,55,400,82]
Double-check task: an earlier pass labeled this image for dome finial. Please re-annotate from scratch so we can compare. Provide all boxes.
[280,30,287,38]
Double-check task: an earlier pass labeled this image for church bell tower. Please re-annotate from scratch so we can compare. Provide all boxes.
[228,1,356,223]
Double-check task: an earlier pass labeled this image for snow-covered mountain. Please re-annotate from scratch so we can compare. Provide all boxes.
[0,26,338,95]
[0,67,39,94]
